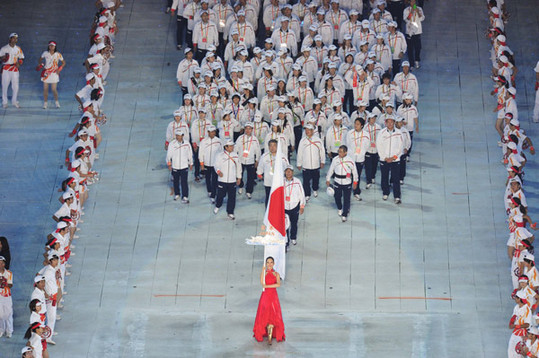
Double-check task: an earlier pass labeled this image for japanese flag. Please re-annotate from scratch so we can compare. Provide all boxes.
[263,140,287,241]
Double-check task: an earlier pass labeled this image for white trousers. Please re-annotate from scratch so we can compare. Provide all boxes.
[0,295,13,335]
[1,70,19,105]
[46,300,57,335]
[533,89,539,122]
[508,333,523,358]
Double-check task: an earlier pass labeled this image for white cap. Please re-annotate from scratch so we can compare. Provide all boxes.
[244,122,254,128]
[525,254,535,262]
[253,47,262,54]
[224,139,235,146]
[402,61,410,67]
[304,123,315,130]
[85,73,96,81]
[57,221,69,230]
[510,118,520,126]
[507,142,517,150]
[309,24,318,32]
[285,164,294,171]
[9,33,18,38]
[184,47,192,54]
[299,75,307,82]
[403,92,413,100]
[271,120,281,126]
[183,93,192,100]
[78,129,89,137]
[48,252,59,260]
[34,275,45,283]
[71,159,81,168]
[22,347,33,354]
[508,87,517,95]
[529,326,539,336]
[175,129,185,136]
[207,125,217,132]
[516,290,527,300]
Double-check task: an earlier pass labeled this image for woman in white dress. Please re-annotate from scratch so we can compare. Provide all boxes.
[37,41,66,109]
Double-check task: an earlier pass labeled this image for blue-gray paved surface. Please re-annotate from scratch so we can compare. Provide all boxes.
[0,0,538,357]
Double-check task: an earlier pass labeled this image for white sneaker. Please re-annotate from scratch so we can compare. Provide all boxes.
[13,102,20,108]
[213,207,219,214]
[246,193,252,199]
[2,103,7,109]
[292,239,297,245]
[43,102,48,109]
[371,179,375,184]
[94,153,100,159]
[305,196,310,201]
[70,244,76,249]
[210,198,216,204]
[354,194,362,201]
[406,156,410,162]
[0,332,3,337]
[313,190,318,197]
[338,209,342,216]
[66,271,71,276]
[400,180,404,185]
[366,183,372,189]
[47,339,56,345]
[415,61,420,69]
[70,252,76,256]
[383,195,388,200]
[53,332,58,336]
[66,263,72,268]
[395,198,402,205]
[56,315,62,321]
[238,188,243,194]
[181,197,189,204]
[174,195,180,201]
[5,332,12,338]
[208,192,212,197]
[341,216,347,222]
[228,213,235,220]
[58,303,65,309]
[55,101,60,108]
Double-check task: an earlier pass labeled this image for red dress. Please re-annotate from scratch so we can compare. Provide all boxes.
[253,269,285,342]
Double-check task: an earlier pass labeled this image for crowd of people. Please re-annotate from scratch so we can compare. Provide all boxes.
[165,0,423,253]
[486,1,539,357]
[0,0,121,356]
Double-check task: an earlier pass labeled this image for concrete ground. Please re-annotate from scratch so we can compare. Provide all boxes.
[1,0,538,357]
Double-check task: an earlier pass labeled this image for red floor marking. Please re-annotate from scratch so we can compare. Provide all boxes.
[378,296,452,301]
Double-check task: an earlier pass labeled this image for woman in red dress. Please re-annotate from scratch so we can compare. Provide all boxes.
[253,256,285,344]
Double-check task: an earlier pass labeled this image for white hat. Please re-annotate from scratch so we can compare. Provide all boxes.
[277,96,286,102]
[34,275,45,283]
[309,24,318,32]
[304,123,315,130]
[280,16,290,22]
[173,109,182,117]
[510,118,520,126]
[183,94,192,100]
[507,142,517,150]
[328,62,337,69]
[237,9,246,16]
[317,9,325,15]
[71,159,81,168]
[0,256,5,262]
[82,100,93,108]
[198,107,207,113]
[525,254,535,262]
[403,93,413,100]
[48,252,59,260]
[230,28,239,36]
[333,114,343,121]
[402,61,410,67]
[496,35,506,43]
[385,102,395,108]
[350,9,359,16]
[254,113,263,122]
[224,139,235,146]
[22,347,33,354]
[299,75,307,82]
[175,129,185,136]
[508,87,517,95]
[9,33,18,38]
[244,122,254,128]
[248,98,258,104]
[529,327,539,336]
[184,47,192,54]
[313,98,322,105]
[205,125,216,132]
[57,221,69,230]
[285,164,294,171]
[253,47,262,54]
[332,100,341,107]
[358,101,369,107]
[362,20,370,27]
[388,21,397,27]
[230,66,239,73]
[264,50,274,57]
[265,38,273,44]
[85,73,96,81]
[326,186,335,197]
[516,290,527,300]
[344,34,352,41]
[372,8,381,14]
[271,120,281,126]
[78,129,89,136]
[277,107,287,114]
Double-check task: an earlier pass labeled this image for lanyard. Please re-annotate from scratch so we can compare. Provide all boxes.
[201,22,209,40]
[198,120,207,138]
[369,124,376,143]
[242,135,253,152]
[333,126,342,141]
[285,180,299,197]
